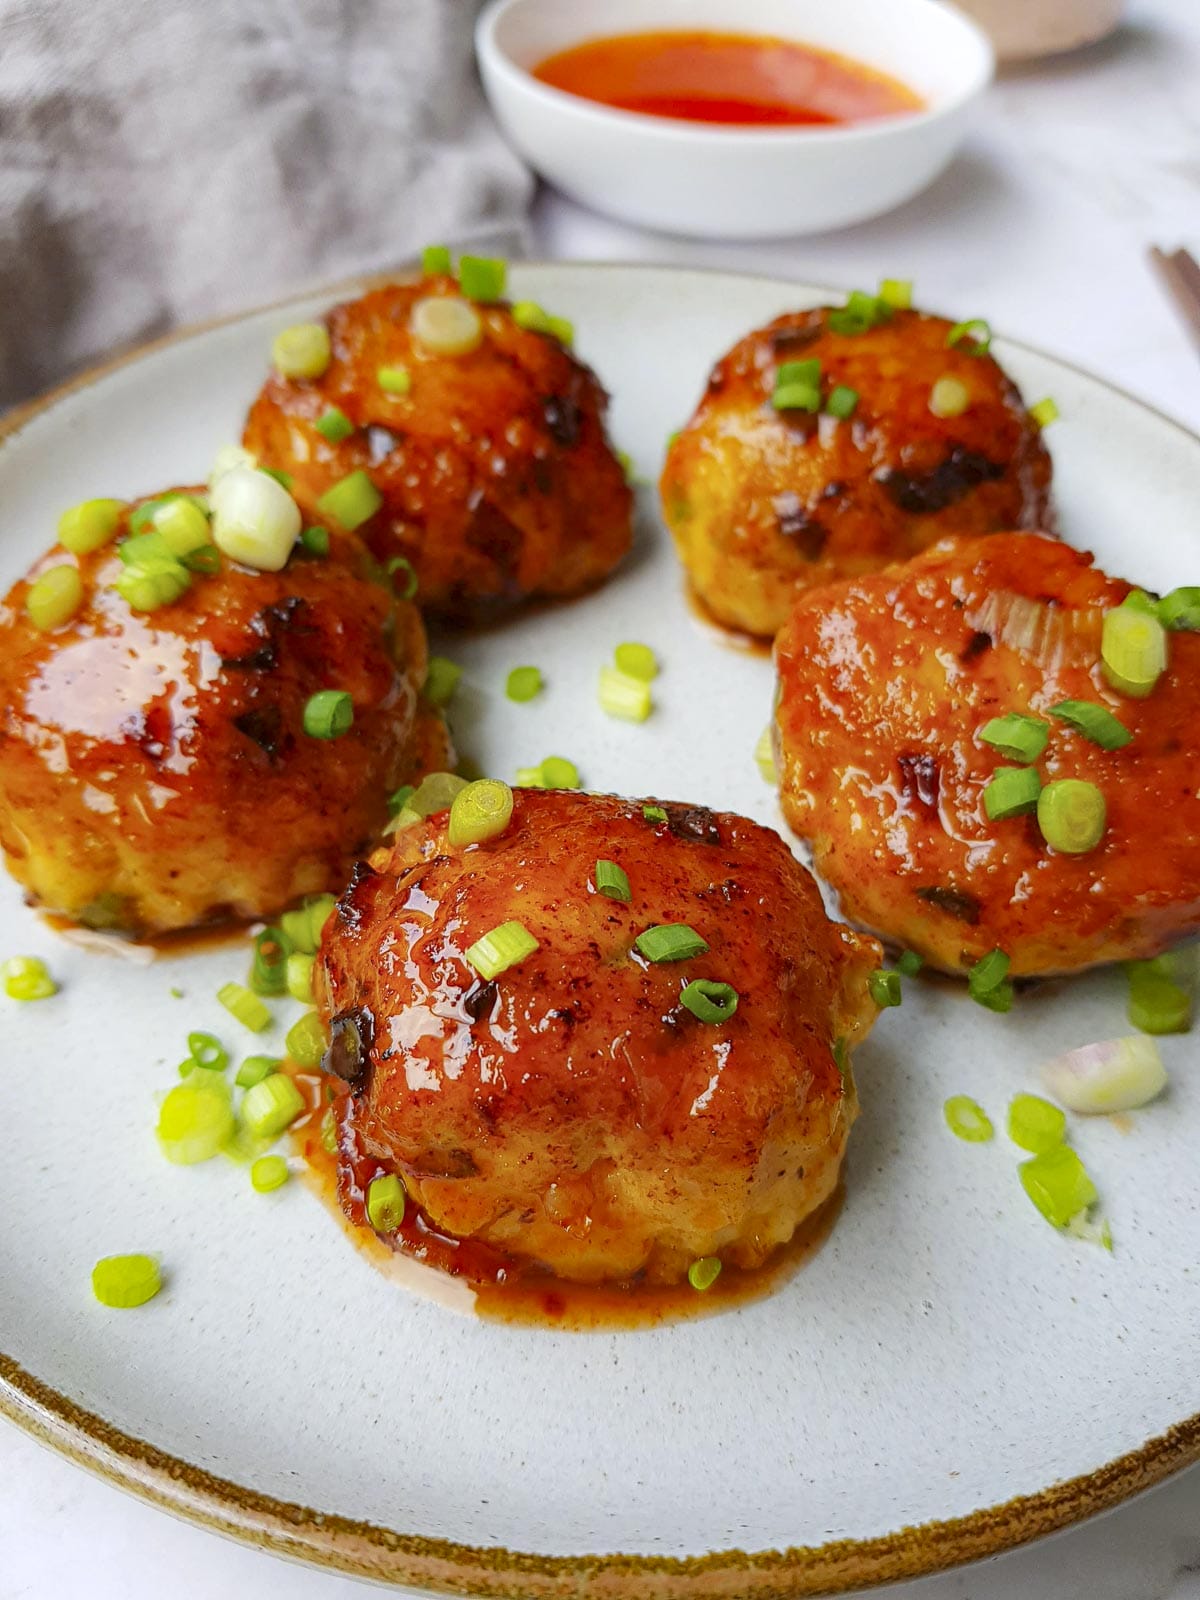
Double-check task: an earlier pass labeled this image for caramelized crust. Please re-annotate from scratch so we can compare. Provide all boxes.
[318,790,880,1284]
[0,497,433,936]
[660,307,1053,638]
[774,532,1200,975]
[243,279,633,620]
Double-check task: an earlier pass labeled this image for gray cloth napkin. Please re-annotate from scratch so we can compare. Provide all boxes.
[0,0,533,408]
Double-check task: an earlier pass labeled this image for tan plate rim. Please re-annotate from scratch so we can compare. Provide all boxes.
[2,261,1199,1597]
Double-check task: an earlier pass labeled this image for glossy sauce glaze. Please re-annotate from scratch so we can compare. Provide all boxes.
[532,30,922,127]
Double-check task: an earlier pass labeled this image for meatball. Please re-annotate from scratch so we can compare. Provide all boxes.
[317,790,880,1286]
[774,532,1200,976]
[0,494,439,937]
[660,304,1053,638]
[243,278,633,620]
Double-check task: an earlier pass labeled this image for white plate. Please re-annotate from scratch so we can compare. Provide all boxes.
[1,265,1198,1597]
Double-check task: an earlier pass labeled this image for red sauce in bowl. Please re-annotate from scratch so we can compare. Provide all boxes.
[531,29,922,128]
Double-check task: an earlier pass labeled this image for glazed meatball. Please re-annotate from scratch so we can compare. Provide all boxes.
[774,532,1200,977]
[317,790,880,1285]
[0,494,440,937]
[661,304,1053,638]
[243,278,633,620]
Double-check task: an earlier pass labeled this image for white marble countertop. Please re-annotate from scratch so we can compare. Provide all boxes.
[2,2,1198,1595]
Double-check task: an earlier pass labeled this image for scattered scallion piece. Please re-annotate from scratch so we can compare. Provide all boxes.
[983,766,1042,821]
[594,860,631,902]
[506,665,543,702]
[943,1096,994,1143]
[448,778,514,847]
[421,243,452,275]
[1,954,58,1001]
[409,771,470,816]
[896,950,923,977]
[680,979,739,1023]
[777,358,821,387]
[272,322,331,380]
[210,465,301,570]
[316,469,382,531]
[1158,586,1200,631]
[307,894,336,948]
[156,1078,234,1165]
[114,561,190,613]
[511,301,574,345]
[182,544,221,575]
[1007,1092,1067,1153]
[1041,1035,1168,1113]
[978,712,1048,763]
[540,755,580,789]
[929,375,970,418]
[152,497,210,558]
[25,565,84,631]
[828,289,892,336]
[320,1107,338,1154]
[825,384,859,419]
[286,1011,327,1069]
[251,1154,289,1193]
[687,1257,722,1292]
[377,364,412,395]
[771,380,821,413]
[868,969,902,1008]
[754,726,777,784]
[410,295,484,356]
[366,1173,406,1232]
[968,949,1013,1013]
[386,554,418,599]
[314,406,355,443]
[635,924,709,963]
[614,641,658,682]
[643,804,667,824]
[388,784,415,816]
[217,981,272,1034]
[91,1254,162,1309]
[1018,1146,1098,1230]
[458,255,506,303]
[300,525,330,558]
[286,952,316,1004]
[250,927,290,996]
[303,689,354,740]
[281,907,316,954]
[1037,779,1106,854]
[1029,396,1059,428]
[58,497,125,554]
[465,920,539,980]
[187,1031,228,1072]
[424,656,462,707]
[946,318,992,356]
[1101,605,1167,698]
[236,1055,281,1090]
[878,277,913,310]
[1048,700,1131,750]
[241,1073,305,1139]
[599,665,652,722]
[208,445,258,487]
[1126,960,1192,1035]
[1120,588,1159,617]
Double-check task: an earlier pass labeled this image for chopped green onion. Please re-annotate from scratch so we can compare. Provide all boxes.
[409,771,470,816]
[777,358,821,387]
[424,656,462,707]
[1101,605,1167,698]
[868,969,902,1008]
[236,1054,281,1089]
[1,954,58,1001]
[457,255,507,303]
[614,641,658,681]
[771,381,820,413]
[968,949,1013,1013]
[983,765,1042,821]
[1048,700,1131,750]
[643,804,668,824]
[943,1095,994,1142]
[316,469,382,531]
[679,979,739,1023]
[1158,586,1200,631]
[320,1107,338,1153]
[1037,779,1106,854]
[929,375,970,418]
[421,243,452,275]
[152,497,210,558]
[506,664,543,702]
[825,385,859,419]
[366,1173,406,1232]
[128,493,205,535]
[635,924,709,964]
[26,565,84,631]
[594,860,631,902]
[208,445,258,488]
[307,894,336,948]
[410,295,484,356]
[1127,960,1192,1035]
[1041,1035,1168,1113]
[286,1010,327,1069]
[272,322,331,380]
[118,530,173,568]
[514,766,545,788]
[828,289,892,336]
[978,712,1048,763]
[1121,588,1160,617]
[261,471,293,497]
[250,927,291,996]
[878,278,913,310]
[465,920,539,980]
[217,981,272,1033]
[187,1031,228,1072]
[448,778,514,847]
[377,364,412,395]
[388,784,414,816]
[156,1078,234,1164]
[687,1256,722,1292]
[314,406,355,443]
[303,689,354,740]
[300,525,330,558]
[281,907,316,954]
[540,755,580,789]
[545,314,574,346]
[91,1254,161,1309]
[946,318,992,356]
[241,1073,305,1139]
[754,725,777,784]
[1007,1092,1067,1153]
[511,300,574,344]
[251,1154,290,1193]
[210,465,301,570]
[58,497,125,554]
[182,544,221,575]
[896,950,923,977]
[386,554,418,599]
[599,665,652,722]
[1019,1146,1098,1229]
[286,952,316,1003]
[114,559,190,614]
[1029,396,1059,428]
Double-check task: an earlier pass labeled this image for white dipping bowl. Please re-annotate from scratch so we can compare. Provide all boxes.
[476,0,994,239]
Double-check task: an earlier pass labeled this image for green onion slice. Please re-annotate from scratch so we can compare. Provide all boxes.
[314,406,355,443]
[1037,779,1106,854]
[540,755,580,789]
[968,950,1013,1012]
[186,1031,228,1072]
[1158,586,1200,631]
[599,665,652,722]
[878,277,913,309]
[896,950,923,977]
[465,920,539,980]
[978,712,1048,763]
[1007,1092,1067,1153]
[410,771,470,816]
[303,689,354,740]
[448,779,514,847]
[250,927,291,996]
[286,1011,327,1069]
[367,1173,407,1232]
[241,1073,305,1139]
[771,382,820,413]
[679,979,739,1023]
[1101,605,1167,698]
[943,1095,994,1142]
[286,952,316,1004]
[272,322,331,380]
[983,765,1042,821]
[946,318,992,356]
[58,497,125,555]
[928,376,970,418]
[776,358,821,387]
[1029,396,1059,428]
[236,1054,282,1089]
[1,954,58,1001]
[505,665,543,702]
[424,656,462,708]
[92,1254,162,1309]
[217,981,272,1033]
[1019,1146,1098,1229]
[251,1154,290,1193]
[825,384,858,419]
[299,525,330,558]
[1126,961,1193,1035]
[594,860,631,902]
[687,1256,722,1292]
[1041,1035,1168,1113]
[26,566,85,632]
[421,243,452,275]
[384,554,418,600]
[634,924,709,964]
[457,255,507,302]
[614,641,658,681]
[157,1078,234,1165]
[643,804,668,824]
[377,364,412,395]
[316,469,382,531]
[1048,700,1131,750]
[867,969,902,1008]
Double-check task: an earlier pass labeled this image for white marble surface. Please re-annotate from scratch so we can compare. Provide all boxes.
[2,1,1198,1595]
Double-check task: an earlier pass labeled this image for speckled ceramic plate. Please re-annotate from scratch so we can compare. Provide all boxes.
[1,265,1198,1598]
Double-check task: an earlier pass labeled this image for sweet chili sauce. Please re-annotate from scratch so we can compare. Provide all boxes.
[532,30,922,128]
